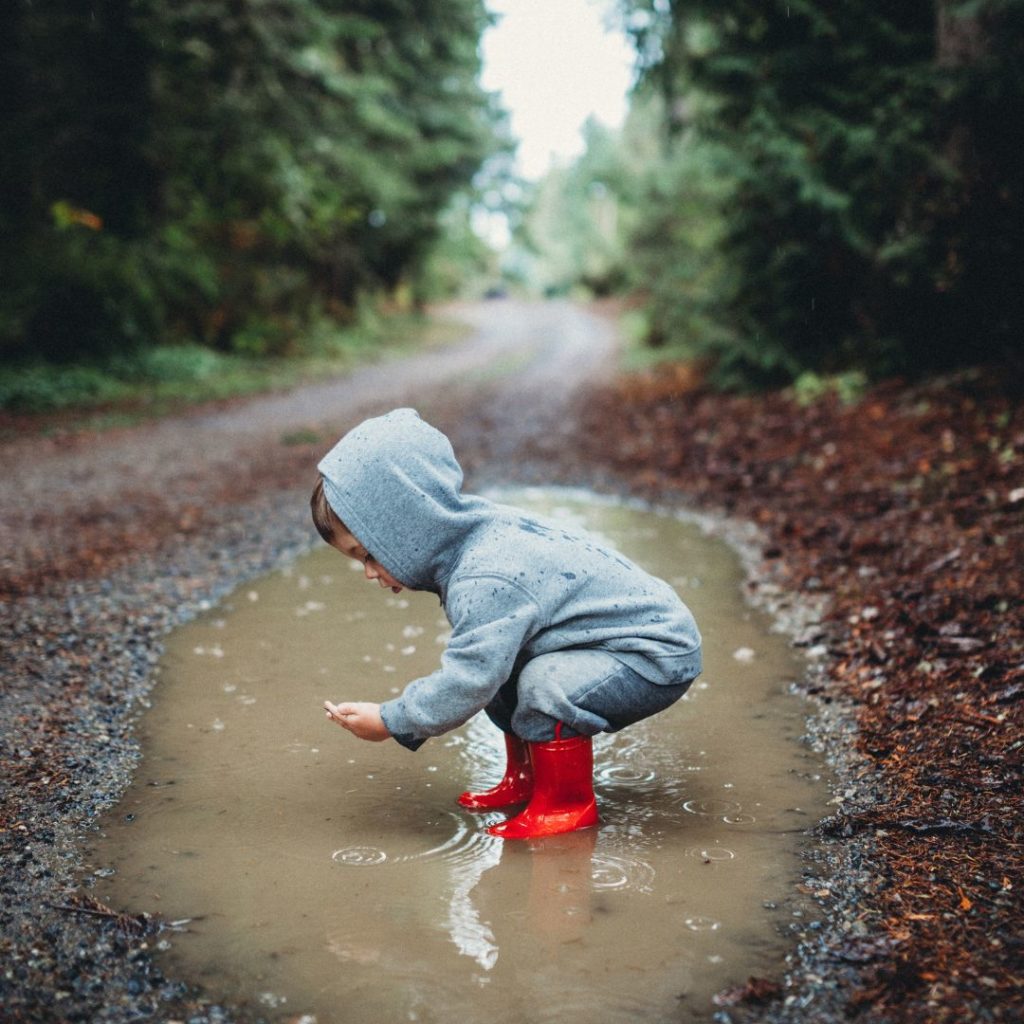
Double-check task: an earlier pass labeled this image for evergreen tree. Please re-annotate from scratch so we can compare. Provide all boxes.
[1,0,163,359]
[613,0,1024,384]
[1,0,502,361]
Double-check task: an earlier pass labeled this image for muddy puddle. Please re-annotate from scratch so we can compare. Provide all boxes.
[90,490,830,1023]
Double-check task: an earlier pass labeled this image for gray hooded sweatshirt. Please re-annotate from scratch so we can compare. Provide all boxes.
[318,409,702,750]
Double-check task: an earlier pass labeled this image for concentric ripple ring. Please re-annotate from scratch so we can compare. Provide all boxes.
[331,846,388,866]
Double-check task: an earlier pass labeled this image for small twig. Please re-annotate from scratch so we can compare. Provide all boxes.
[48,901,153,936]
[48,902,121,920]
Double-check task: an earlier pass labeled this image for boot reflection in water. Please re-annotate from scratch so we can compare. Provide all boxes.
[486,724,598,840]
[526,828,597,944]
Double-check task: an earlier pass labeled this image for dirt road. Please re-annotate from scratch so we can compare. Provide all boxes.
[0,299,616,596]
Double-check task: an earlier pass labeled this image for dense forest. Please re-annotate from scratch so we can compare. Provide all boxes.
[0,0,501,378]
[522,0,1024,387]
[2,0,1022,405]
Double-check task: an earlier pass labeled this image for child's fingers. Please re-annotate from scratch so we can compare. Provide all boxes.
[323,700,349,725]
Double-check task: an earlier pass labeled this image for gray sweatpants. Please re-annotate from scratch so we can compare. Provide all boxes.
[484,648,695,742]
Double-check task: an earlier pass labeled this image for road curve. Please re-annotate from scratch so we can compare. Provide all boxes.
[0,300,617,591]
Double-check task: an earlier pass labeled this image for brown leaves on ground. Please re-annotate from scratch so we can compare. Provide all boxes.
[571,366,1023,1023]
[712,976,783,1006]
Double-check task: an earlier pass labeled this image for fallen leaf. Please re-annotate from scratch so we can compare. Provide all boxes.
[712,976,782,1006]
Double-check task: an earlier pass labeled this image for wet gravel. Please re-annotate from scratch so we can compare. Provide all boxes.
[1,495,316,1023]
[1,300,915,1023]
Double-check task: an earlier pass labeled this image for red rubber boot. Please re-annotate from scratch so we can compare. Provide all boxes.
[487,729,598,840]
[457,734,534,810]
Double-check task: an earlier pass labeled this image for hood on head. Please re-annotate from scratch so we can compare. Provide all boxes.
[317,408,487,591]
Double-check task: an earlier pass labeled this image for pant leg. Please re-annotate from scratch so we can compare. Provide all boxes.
[509,648,694,742]
[480,650,535,734]
[482,675,518,734]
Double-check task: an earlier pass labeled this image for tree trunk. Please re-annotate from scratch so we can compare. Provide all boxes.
[936,0,988,67]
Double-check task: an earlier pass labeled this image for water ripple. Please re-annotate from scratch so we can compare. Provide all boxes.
[596,763,658,790]
[681,797,743,818]
[331,846,388,867]
[723,812,758,825]
[684,914,722,932]
[590,852,655,893]
[686,846,736,862]
[392,811,498,869]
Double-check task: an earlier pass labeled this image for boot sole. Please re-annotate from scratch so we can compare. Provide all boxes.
[486,801,598,839]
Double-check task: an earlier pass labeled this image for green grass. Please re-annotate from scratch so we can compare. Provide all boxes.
[0,312,468,434]
[790,369,867,407]
[615,307,708,374]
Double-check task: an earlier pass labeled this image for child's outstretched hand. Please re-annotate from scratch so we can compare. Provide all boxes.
[323,700,390,742]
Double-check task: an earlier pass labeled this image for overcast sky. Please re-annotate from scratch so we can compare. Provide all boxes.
[481,0,636,181]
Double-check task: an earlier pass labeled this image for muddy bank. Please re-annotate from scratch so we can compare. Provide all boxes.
[1,302,1019,1022]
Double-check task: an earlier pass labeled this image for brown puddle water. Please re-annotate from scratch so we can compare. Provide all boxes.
[91,490,830,1023]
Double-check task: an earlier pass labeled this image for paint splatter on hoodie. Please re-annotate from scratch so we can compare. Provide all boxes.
[317,408,702,750]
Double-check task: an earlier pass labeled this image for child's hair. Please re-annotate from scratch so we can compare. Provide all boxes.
[310,475,342,544]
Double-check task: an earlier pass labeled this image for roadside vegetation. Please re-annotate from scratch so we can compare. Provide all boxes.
[0,310,465,431]
[5,2,1020,418]
[1,0,505,418]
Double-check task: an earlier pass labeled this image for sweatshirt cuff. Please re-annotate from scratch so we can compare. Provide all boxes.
[379,699,427,752]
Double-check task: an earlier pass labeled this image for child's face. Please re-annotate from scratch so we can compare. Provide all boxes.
[329,526,404,594]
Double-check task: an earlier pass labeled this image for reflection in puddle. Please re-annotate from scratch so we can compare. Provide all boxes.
[91,490,830,1022]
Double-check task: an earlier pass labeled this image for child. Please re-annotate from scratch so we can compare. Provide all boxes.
[314,409,702,839]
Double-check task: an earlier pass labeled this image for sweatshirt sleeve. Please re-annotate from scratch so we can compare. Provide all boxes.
[379,575,542,751]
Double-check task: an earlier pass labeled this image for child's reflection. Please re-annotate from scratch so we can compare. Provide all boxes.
[445,826,599,973]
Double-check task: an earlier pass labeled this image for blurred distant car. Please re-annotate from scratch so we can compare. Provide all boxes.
[483,285,508,299]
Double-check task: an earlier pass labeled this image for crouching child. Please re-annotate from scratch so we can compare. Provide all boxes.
[313,409,702,839]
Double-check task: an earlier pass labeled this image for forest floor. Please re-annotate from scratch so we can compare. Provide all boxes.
[1,299,1021,1023]
[562,361,1024,1023]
